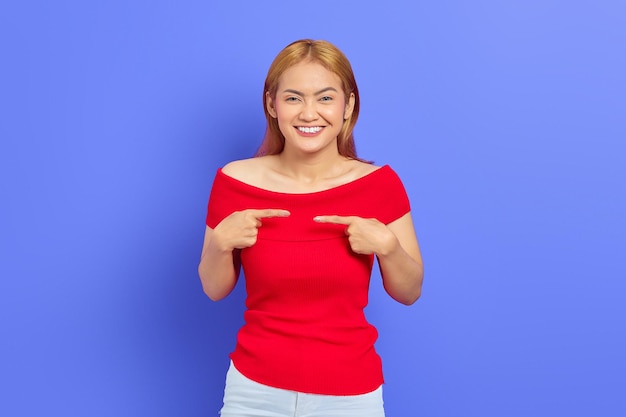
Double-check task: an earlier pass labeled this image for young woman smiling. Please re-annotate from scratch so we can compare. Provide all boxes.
[199,39,423,417]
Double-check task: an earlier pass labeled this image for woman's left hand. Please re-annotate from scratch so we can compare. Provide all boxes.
[313,215,399,256]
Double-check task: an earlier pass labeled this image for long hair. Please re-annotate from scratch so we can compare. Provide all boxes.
[256,39,362,159]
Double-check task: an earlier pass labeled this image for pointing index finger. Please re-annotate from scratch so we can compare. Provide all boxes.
[250,209,291,219]
[313,215,355,225]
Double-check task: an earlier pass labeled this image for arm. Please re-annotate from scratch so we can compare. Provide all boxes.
[198,209,290,301]
[377,212,423,305]
[198,226,241,301]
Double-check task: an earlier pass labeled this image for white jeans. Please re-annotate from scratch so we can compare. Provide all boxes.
[219,361,385,417]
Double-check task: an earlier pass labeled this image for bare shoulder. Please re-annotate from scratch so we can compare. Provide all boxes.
[222,156,276,185]
[347,159,381,180]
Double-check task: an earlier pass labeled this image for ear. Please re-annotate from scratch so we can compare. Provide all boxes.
[266,91,277,118]
[344,92,355,120]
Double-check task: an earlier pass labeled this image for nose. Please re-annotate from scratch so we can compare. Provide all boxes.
[299,100,319,122]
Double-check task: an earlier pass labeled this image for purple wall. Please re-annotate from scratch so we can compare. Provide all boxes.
[1,1,625,416]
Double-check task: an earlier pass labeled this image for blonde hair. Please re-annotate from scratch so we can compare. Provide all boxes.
[256,39,362,159]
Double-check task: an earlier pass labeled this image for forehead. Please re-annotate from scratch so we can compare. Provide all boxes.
[277,61,343,92]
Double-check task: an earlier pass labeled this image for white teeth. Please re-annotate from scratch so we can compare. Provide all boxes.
[298,126,322,133]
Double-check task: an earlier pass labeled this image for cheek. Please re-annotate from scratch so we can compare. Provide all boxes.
[323,104,346,121]
[275,109,292,126]
[274,110,294,135]
[274,103,295,121]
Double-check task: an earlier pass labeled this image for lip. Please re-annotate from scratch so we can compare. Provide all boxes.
[294,126,325,137]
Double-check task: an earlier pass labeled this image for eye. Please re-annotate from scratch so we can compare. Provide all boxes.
[285,96,301,102]
[319,96,333,102]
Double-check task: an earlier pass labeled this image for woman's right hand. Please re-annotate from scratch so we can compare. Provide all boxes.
[212,209,290,251]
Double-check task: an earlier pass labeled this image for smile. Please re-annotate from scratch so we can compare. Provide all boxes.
[297,126,323,133]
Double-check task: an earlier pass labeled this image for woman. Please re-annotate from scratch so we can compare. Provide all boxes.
[199,39,423,417]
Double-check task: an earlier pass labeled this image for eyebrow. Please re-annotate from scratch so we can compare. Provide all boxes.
[281,87,339,96]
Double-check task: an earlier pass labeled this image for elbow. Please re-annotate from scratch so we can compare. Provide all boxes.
[398,287,422,306]
[403,266,424,305]
[200,278,229,302]
[198,266,229,302]
[386,269,423,306]
[385,284,422,306]
[406,290,422,306]
[204,287,227,302]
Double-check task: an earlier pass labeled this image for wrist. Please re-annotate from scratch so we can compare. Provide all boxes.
[377,233,400,258]
[208,231,234,254]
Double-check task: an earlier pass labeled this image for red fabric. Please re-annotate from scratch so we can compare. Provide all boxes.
[206,165,410,395]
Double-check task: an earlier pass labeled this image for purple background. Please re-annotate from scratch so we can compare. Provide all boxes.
[1,1,625,416]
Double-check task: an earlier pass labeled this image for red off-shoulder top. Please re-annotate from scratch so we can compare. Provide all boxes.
[205,165,410,395]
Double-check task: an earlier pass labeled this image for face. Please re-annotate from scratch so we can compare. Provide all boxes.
[266,61,355,157]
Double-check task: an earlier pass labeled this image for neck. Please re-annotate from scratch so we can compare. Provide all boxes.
[277,147,348,183]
